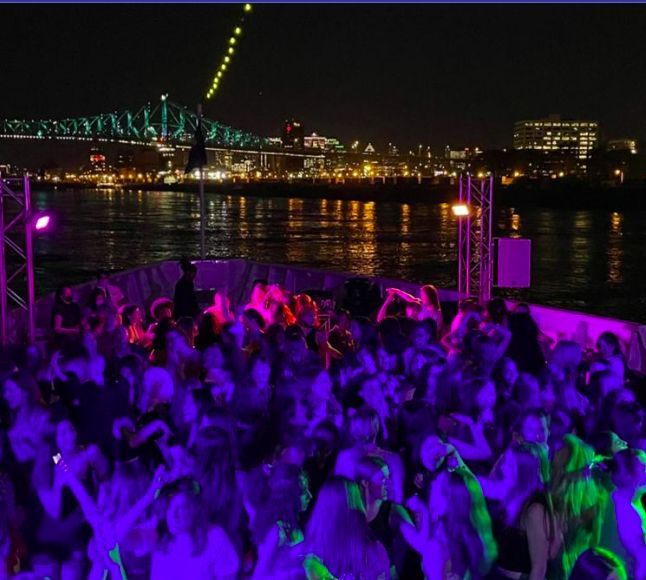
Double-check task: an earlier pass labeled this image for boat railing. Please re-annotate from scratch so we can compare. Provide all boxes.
[5,258,646,373]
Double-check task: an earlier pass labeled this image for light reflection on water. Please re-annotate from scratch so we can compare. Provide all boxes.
[31,188,646,322]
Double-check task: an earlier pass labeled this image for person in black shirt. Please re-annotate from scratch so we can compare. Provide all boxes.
[173,258,199,320]
[51,286,82,349]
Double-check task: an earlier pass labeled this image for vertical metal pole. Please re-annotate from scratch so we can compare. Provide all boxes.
[478,178,486,304]
[24,176,36,343]
[457,176,463,298]
[465,174,472,297]
[0,173,7,346]
[199,166,206,260]
[197,104,206,260]
[486,175,494,302]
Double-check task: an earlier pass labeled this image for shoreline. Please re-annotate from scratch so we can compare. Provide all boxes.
[35,180,646,208]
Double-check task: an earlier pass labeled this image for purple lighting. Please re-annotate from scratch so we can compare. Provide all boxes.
[34,214,51,231]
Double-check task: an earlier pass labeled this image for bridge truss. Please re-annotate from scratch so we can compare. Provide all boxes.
[0,96,267,149]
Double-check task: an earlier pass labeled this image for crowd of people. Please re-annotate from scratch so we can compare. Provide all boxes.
[0,258,644,579]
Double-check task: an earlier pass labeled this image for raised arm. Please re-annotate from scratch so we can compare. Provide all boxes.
[448,414,493,462]
[390,288,421,304]
[50,459,103,544]
[377,290,396,323]
[112,466,167,539]
[36,466,65,519]
[128,419,172,448]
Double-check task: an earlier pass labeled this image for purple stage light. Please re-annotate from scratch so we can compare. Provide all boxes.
[34,214,51,231]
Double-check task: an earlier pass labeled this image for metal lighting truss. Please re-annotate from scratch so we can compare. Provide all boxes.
[457,174,493,304]
[0,175,36,345]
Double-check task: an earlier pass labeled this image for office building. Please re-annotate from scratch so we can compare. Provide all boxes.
[513,115,598,161]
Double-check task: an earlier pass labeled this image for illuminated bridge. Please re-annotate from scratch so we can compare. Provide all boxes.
[0,95,272,152]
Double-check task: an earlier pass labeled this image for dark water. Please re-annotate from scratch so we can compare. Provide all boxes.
[30,187,646,322]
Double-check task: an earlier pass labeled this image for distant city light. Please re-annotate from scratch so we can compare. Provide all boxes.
[452,204,470,217]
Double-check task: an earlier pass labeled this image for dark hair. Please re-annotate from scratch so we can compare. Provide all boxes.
[251,462,305,546]
[120,305,139,328]
[486,297,508,325]
[597,332,622,356]
[420,284,441,310]
[243,308,265,329]
[54,285,72,304]
[87,287,107,310]
[97,270,109,280]
[252,278,268,288]
[156,478,207,555]
[570,548,627,580]
[179,257,197,275]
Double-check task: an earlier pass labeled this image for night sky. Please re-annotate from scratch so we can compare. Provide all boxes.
[2,3,646,151]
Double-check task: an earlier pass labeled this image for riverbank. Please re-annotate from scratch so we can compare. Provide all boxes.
[36,179,646,208]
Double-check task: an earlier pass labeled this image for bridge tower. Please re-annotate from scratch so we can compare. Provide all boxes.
[456,174,494,304]
[0,175,36,345]
[160,94,169,140]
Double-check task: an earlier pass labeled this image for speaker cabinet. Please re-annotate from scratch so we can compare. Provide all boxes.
[494,238,531,288]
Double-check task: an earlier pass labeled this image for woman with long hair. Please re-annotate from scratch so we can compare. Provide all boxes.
[30,420,99,580]
[88,460,158,579]
[484,442,562,580]
[152,478,239,579]
[505,311,545,376]
[190,427,243,547]
[377,285,443,332]
[120,305,151,351]
[356,456,417,579]
[251,463,309,579]
[594,331,626,391]
[2,371,51,465]
[402,466,497,579]
[551,434,604,578]
[303,477,390,579]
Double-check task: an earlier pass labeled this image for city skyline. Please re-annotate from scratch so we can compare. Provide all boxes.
[2,4,646,152]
